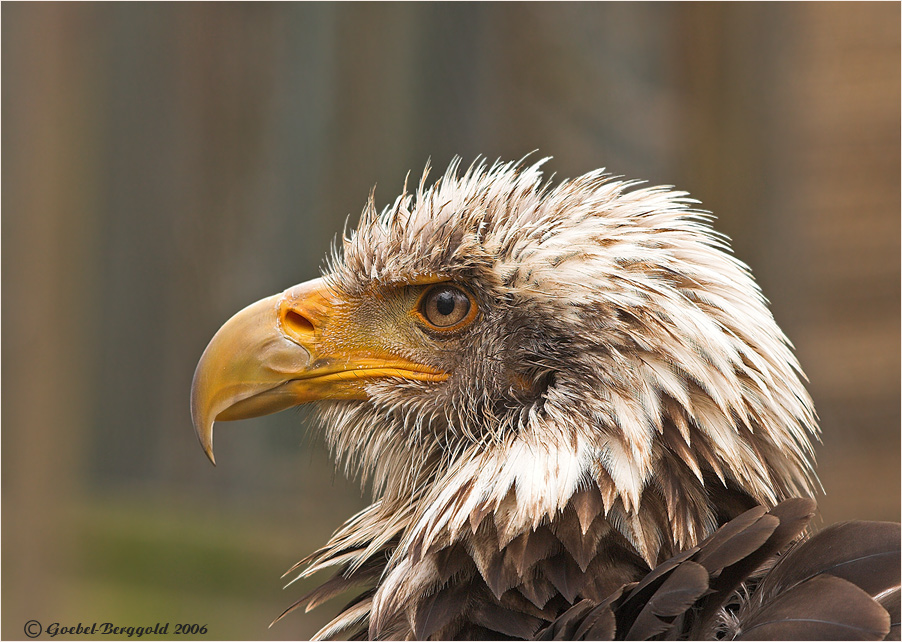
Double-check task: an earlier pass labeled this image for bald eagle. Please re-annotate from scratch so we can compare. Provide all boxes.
[191,158,899,640]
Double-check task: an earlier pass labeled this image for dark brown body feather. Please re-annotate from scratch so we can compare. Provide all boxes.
[280,494,900,640]
[279,498,899,640]
[539,500,901,641]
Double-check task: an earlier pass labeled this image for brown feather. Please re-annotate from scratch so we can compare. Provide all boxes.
[518,574,560,610]
[877,590,901,641]
[691,498,817,637]
[411,580,471,640]
[500,586,562,622]
[433,543,473,584]
[464,521,503,592]
[534,599,596,641]
[512,526,561,577]
[482,543,524,599]
[470,599,545,639]
[469,502,492,535]
[753,521,901,601]
[624,561,709,640]
[570,485,606,535]
[553,508,610,572]
[735,574,890,641]
[693,508,776,573]
[540,552,589,604]
[575,607,616,641]
[494,488,525,548]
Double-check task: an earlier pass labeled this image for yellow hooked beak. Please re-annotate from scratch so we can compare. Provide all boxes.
[190,278,448,464]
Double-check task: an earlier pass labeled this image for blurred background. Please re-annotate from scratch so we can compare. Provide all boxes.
[3,3,899,640]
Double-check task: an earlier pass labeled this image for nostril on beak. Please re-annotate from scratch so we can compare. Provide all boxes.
[277,278,331,344]
[281,308,315,339]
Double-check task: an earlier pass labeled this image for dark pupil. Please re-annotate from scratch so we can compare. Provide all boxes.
[436,291,456,316]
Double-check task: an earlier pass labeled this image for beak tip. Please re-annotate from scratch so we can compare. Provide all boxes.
[191,404,217,466]
[195,419,217,466]
[191,371,218,466]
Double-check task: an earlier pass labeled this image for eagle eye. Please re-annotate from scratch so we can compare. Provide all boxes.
[417,284,476,331]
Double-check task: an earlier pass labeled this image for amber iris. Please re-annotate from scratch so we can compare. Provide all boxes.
[419,284,475,329]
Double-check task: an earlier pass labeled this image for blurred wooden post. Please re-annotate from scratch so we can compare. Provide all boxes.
[1,4,100,632]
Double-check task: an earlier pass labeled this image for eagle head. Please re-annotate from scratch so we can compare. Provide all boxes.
[191,158,820,638]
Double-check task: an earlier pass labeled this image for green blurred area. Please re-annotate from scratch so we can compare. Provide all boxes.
[3,3,898,640]
[38,449,367,641]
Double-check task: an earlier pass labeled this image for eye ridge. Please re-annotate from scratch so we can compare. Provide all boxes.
[418,284,475,330]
